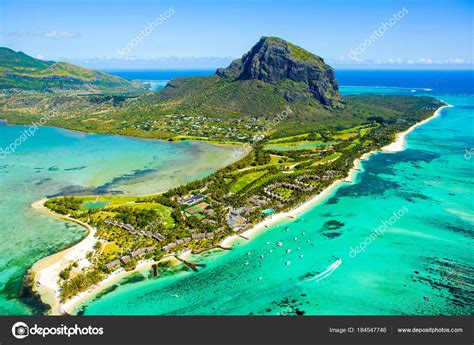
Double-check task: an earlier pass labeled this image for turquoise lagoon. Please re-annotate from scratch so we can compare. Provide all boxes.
[80,87,473,316]
[0,127,237,315]
[1,72,472,316]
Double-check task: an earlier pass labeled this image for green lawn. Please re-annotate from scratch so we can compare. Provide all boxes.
[77,195,139,208]
[106,202,175,227]
[264,140,332,151]
[102,241,119,255]
[273,187,294,198]
[269,154,286,164]
[314,152,342,165]
[338,126,360,133]
[74,195,175,228]
[82,201,110,210]
[342,143,356,151]
[268,133,315,143]
[230,170,268,193]
[332,132,358,140]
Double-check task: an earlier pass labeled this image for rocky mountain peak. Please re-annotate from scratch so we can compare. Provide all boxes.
[216,37,340,106]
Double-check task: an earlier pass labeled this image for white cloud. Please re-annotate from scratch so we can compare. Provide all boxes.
[45,31,80,39]
[418,58,435,64]
[329,56,471,65]
[385,58,403,64]
[411,58,467,65]
[442,58,466,64]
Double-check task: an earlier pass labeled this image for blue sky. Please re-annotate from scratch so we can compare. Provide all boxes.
[1,0,472,69]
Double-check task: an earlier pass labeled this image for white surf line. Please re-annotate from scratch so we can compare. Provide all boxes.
[306,258,342,283]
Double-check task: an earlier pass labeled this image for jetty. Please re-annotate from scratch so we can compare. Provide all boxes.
[174,256,205,273]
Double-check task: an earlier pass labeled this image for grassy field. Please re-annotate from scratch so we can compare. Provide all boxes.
[267,133,317,143]
[75,195,175,227]
[273,187,294,198]
[264,140,332,151]
[230,170,268,193]
[102,241,119,255]
[314,152,342,165]
[332,132,358,140]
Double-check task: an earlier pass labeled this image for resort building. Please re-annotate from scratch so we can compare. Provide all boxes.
[105,260,120,270]
[248,195,268,207]
[105,219,165,241]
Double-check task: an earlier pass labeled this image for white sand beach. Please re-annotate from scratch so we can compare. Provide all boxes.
[382,104,451,153]
[30,198,98,315]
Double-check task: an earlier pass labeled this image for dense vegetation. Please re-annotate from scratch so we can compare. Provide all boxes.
[0,47,145,94]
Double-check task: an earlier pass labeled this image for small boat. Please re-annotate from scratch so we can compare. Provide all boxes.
[297,246,301,250]
[260,255,264,259]
[265,241,270,245]
[307,240,311,243]
[286,249,291,253]
[294,237,298,241]
[245,262,249,266]
[307,258,342,282]
[285,227,290,231]
[285,261,291,266]
[258,276,262,281]
[247,252,252,255]
[299,254,304,258]
[269,249,273,253]
[302,232,305,236]
[277,242,283,247]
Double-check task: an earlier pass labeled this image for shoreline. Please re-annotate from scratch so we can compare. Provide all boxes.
[29,104,449,315]
[30,198,98,315]
[0,120,244,149]
[381,103,451,153]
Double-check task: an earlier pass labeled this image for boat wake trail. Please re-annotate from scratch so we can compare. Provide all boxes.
[306,258,342,283]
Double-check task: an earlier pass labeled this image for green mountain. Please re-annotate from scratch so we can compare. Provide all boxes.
[0,47,144,94]
[157,36,341,118]
[0,38,442,143]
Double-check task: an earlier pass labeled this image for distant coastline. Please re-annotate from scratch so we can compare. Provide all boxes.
[28,103,449,315]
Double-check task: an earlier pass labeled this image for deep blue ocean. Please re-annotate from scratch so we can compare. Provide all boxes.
[107,69,474,94]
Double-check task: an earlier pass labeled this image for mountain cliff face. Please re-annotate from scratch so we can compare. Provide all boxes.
[216,37,340,106]
[159,37,342,118]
